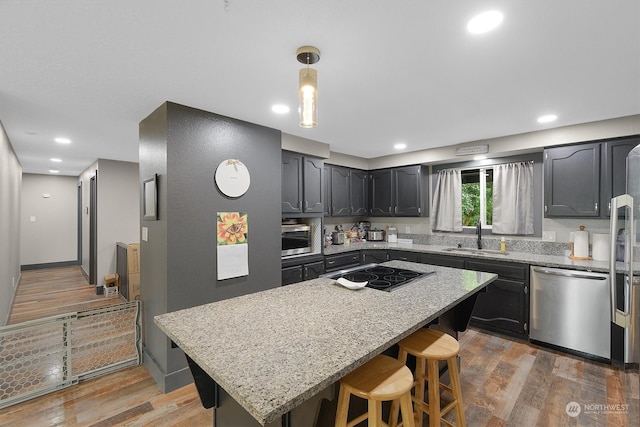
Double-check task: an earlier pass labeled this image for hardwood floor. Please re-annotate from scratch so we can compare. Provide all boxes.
[8,266,121,324]
[1,267,638,426]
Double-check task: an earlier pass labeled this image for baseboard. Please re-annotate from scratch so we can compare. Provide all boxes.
[21,260,80,271]
[2,272,21,326]
[142,345,193,393]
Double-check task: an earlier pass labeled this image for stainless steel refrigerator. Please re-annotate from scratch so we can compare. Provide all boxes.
[609,143,640,368]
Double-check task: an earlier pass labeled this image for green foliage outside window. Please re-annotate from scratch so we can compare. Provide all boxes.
[461,181,493,226]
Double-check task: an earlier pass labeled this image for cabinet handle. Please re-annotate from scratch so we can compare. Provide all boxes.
[305,201,309,210]
[298,201,302,209]
[608,202,611,215]
[394,206,398,214]
[327,260,336,265]
[388,207,392,214]
[595,202,598,213]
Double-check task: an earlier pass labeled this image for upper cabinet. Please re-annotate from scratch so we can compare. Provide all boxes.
[325,164,369,217]
[602,136,639,217]
[544,142,601,217]
[544,135,639,218]
[370,165,427,217]
[282,151,324,214]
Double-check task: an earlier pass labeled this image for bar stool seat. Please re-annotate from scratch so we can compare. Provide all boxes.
[390,328,465,427]
[335,354,416,427]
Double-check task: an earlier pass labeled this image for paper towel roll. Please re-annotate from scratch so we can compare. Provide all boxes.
[592,233,610,261]
[574,230,589,258]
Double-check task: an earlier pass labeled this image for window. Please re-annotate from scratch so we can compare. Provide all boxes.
[461,168,493,227]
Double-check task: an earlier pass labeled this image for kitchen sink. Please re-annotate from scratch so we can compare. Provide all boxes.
[443,247,508,256]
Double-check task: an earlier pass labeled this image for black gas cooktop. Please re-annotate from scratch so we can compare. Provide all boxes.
[323,263,435,292]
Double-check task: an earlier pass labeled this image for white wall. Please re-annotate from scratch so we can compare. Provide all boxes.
[78,159,140,286]
[0,120,22,325]
[20,174,78,265]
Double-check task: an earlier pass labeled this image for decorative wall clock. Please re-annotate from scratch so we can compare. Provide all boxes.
[214,159,250,197]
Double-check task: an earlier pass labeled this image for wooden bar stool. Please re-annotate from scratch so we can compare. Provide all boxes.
[335,354,416,427]
[390,328,465,427]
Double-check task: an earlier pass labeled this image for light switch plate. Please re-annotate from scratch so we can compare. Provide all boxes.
[542,231,556,241]
[30,216,36,222]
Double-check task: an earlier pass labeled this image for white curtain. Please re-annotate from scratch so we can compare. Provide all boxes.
[431,169,463,232]
[492,161,534,235]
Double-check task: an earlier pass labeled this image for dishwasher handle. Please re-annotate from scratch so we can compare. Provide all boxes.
[531,266,607,281]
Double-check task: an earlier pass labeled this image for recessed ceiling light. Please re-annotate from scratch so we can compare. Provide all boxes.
[271,104,290,114]
[467,11,503,34]
[537,114,558,123]
[49,169,59,174]
[474,155,487,161]
[394,143,407,150]
[55,137,71,144]
[50,158,62,162]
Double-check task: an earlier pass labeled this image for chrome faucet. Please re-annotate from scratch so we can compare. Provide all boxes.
[476,219,483,249]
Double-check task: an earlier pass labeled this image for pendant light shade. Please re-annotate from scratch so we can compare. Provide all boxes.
[296,46,320,128]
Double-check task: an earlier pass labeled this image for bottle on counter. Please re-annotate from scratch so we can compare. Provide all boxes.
[500,237,507,253]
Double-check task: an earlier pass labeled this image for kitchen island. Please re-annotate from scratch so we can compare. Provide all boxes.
[154,260,497,426]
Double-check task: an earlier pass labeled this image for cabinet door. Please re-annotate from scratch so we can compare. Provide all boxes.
[325,252,361,272]
[282,265,303,286]
[469,277,529,339]
[361,250,388,264]
[282,151,303,213]
[393,166,422,216]
[388,250,420,262]
[303,260,325,280]
[330,166,350,216]
[323,164,331,216]
[544,143,600,217]
[370,169,393,216]
[603,137,639,217]
[420,253,466,268]
[350,169,369,216]
[303,156,324,213]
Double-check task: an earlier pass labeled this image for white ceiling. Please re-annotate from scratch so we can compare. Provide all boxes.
[1,1,639,176]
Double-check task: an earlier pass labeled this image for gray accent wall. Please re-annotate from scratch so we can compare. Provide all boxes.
[139,102,282,392]
[0,119,22,326]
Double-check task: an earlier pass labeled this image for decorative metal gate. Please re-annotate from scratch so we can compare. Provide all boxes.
[0,300,141,409]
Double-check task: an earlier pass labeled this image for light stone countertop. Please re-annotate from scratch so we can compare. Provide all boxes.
[154,260,497,425]
[323,241,638,274]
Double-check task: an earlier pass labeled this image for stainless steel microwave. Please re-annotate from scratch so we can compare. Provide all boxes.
[282,224,312,257]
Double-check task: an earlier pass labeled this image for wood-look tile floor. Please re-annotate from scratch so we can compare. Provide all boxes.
[2,267,638,426]
[8,266,121,324]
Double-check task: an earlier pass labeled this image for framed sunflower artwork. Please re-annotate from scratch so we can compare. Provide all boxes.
[216,212,249,280]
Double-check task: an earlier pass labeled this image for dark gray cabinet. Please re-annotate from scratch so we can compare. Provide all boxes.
[324,165,369,217]
[328,166,350,216]
[350,169,369,216]
[544,142,601,217]
[544,136,640,218]
[282,151,324,214]
[603,136,639,217]
[420,253,466,269]
[369,165,426,217]
[282,255,325,286]
[388,249,420,263]
[465,259,529,340]
[325,251,360,272]
[361,250,388,264]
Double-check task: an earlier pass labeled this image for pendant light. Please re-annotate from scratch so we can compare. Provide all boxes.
[296,46,320,128]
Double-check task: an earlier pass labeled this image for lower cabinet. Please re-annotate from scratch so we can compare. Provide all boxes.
[388,250,420,263]
[465,259,530,340]
[325,251,361,272]
[420,253,466,269]
[282,255,326,286]
[361,250,389,264]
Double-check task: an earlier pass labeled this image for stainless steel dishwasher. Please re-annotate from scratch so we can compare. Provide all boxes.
[530,266,611,360]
